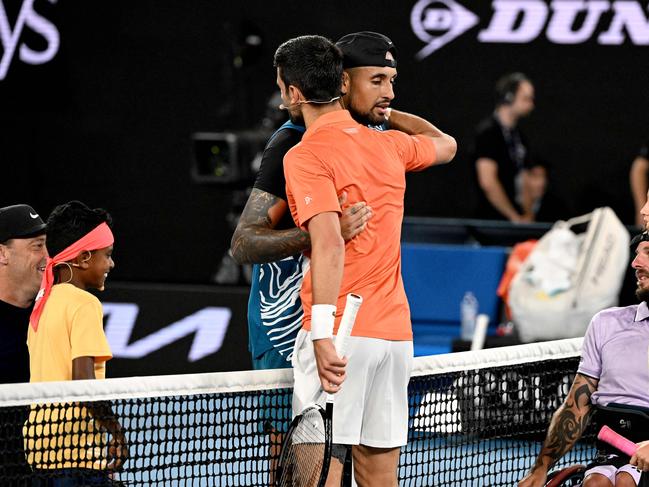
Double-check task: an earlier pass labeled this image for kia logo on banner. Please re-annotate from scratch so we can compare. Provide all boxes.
[0,0,60,80]
[412,0,649,60]
[103,303,232,362]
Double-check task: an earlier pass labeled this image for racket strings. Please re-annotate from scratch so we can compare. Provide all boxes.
[277,407,328,487]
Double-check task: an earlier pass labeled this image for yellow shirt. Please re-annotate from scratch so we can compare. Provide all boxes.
[25,283,113,470]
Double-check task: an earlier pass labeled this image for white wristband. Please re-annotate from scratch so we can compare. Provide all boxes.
[311,304,336,340]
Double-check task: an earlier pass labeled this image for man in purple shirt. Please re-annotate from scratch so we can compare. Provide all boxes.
[519,233,649,487]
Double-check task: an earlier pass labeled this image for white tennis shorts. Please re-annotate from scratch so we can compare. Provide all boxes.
[291,329,413,448]
[585,460,642,485]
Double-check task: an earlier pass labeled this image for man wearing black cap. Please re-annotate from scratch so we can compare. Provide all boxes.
[231,31,446,374]
[336,31,397,127]
[337,31,446,137]
[0,204,47,383]
[275,34,455,486]
[230,32,449,483]
[0,204,47,483]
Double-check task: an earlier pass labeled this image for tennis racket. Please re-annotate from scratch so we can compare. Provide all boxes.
[598,425,638,456]
[275,293,363,487]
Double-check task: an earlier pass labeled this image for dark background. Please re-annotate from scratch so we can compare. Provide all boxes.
[2,0,647,285]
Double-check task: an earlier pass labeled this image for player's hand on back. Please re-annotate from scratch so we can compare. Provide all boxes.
[338,191,372,241]
[312,338,347,394]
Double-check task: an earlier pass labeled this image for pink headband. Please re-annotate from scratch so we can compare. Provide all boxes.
[30,222,114,332]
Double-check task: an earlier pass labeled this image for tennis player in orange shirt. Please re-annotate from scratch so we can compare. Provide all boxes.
[274,35,456,486]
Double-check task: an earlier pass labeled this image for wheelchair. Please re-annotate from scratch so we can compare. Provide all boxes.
[543,404,649,487]
[545,465,647,487]
[545,464,587,486]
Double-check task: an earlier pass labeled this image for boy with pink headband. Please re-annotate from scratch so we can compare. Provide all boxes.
[24,201,127,485]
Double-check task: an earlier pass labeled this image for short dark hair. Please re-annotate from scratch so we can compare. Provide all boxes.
[273,35,343,102]
[46,201,113,257]
[494,72,531,106]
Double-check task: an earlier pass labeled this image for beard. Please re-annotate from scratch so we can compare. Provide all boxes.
[348,107,383,127]
[636,285,649,303]
[344,96,385,127]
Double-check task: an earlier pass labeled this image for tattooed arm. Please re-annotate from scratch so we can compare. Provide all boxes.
[518,373,599,487]
[230,188,310,265]
[231,189,373,265]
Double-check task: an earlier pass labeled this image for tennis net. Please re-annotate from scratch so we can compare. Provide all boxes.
[0,338,593,486]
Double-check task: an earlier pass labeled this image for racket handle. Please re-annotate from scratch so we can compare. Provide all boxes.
[598,425,638,457]
[325,294,362,405]
[334,293,362,358]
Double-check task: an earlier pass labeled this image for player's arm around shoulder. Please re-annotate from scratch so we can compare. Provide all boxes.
[230,187,309,265]
[230,128,313,264]
[387,108,457,165]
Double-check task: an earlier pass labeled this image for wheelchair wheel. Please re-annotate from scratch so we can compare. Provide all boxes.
[545,464,586,487]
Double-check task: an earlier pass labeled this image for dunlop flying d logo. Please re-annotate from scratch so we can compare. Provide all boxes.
[411,0,479,60]
[412,0,649,60]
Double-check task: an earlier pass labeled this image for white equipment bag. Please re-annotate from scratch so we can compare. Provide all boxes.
[510,207,630,343]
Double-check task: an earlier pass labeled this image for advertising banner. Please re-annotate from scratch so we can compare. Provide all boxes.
[100,282,252,377]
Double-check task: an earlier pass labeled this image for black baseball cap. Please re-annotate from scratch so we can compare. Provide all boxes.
[631,231,649,248]
[336,31,397,69]
[0,204,46,242]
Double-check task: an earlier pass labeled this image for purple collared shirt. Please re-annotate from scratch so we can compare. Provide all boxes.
[578,302,649,409]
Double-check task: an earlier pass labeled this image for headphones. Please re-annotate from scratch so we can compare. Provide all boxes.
[495,72,529,106]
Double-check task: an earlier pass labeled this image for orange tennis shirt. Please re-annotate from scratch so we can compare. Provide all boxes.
[284,110,437,340]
